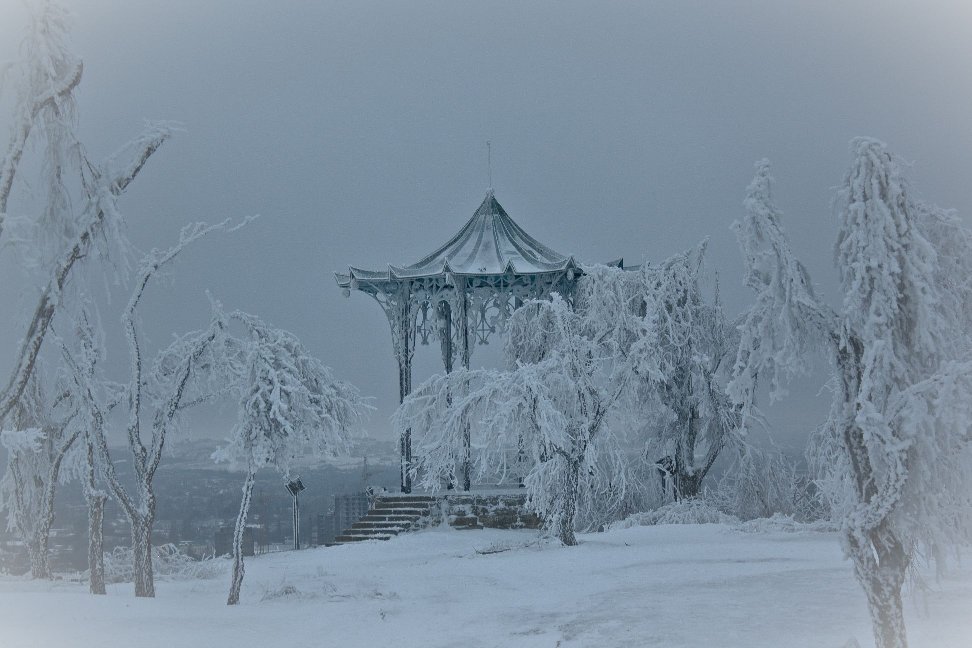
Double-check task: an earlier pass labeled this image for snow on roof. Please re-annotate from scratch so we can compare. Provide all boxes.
[336,191,576,288]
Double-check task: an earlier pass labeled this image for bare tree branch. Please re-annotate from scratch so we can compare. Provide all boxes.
[0,55,83,235]
[0,127,172,426]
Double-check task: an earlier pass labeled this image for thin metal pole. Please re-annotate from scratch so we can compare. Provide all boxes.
[293,493,299,550]
[487,140,492,190]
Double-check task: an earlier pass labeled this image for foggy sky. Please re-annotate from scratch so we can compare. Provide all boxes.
[1,0,971,451]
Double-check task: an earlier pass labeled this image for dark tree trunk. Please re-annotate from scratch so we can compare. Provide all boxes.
[83,433,106,594]
[20,429,77,581]
[227,470,255,605]
[27,465,60,579]
[838,338,910,648]
[87,491,106,595]
[674,469,703,500]
[673,410,704,500]
[558,461,581,546]
[848,525,909,648]
[131,517,154,598]
[862,569,908,648]
[26,535,51,580]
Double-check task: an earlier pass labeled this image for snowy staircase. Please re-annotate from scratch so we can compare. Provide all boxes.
[332,495,437,544]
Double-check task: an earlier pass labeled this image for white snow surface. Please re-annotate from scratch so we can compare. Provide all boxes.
[1,524,970,648]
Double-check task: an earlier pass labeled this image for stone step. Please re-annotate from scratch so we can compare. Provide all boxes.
[344,527,404,537]
[376,495,438,503]
[334,534,392,543]
[372,502,433,511]
[340,529,399,539]
[351,518,412,530]
[359,514,420,523]
[331,495,440,545]
[370,509,430,518]
[374,497,435,505]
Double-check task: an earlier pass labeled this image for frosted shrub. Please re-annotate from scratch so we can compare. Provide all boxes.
[735,514,837,534]
[576,455,666,531]
[709,450,829,522]
[612,499,736,529]
[102,543,226,584]
[260,583,307,602]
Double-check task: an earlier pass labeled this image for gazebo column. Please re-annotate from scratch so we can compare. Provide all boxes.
[437,300,453,374]
[512,295,526,487]
[437,300,458,490]
[392,298,414,493]
[457,286,472,491]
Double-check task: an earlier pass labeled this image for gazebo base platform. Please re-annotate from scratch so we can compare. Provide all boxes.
[331,491,541,545]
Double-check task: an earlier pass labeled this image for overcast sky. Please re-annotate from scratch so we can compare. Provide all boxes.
[1,0,971,450]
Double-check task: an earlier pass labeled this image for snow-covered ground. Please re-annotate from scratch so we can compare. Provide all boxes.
[1,524,970,648]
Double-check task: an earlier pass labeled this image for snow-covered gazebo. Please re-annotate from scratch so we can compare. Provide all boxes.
[336,190,583,492]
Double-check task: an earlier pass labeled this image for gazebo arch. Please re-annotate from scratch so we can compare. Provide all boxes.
[336,190,583,493]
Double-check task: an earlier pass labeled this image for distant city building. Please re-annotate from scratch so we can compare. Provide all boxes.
[0,451,399,574]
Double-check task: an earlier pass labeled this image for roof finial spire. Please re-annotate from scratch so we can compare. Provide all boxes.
[486,140,492,192]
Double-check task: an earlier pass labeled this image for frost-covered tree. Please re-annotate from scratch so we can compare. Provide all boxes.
[0,370,80,578]
[1,3,247,598]
[1,10,168,590]
[729,141,972,648]
[627,243,739,500]
[396,292,633,546]
[58,307,122,595]
[0,1,171,427]
[212,311,366,605]
[73,221,244,598]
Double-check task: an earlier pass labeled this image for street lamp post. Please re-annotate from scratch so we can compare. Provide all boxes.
[285,477,305,550]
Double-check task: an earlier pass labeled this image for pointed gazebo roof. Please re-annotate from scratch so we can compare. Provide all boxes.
[334,189,613,494]
[335,191,578,289]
